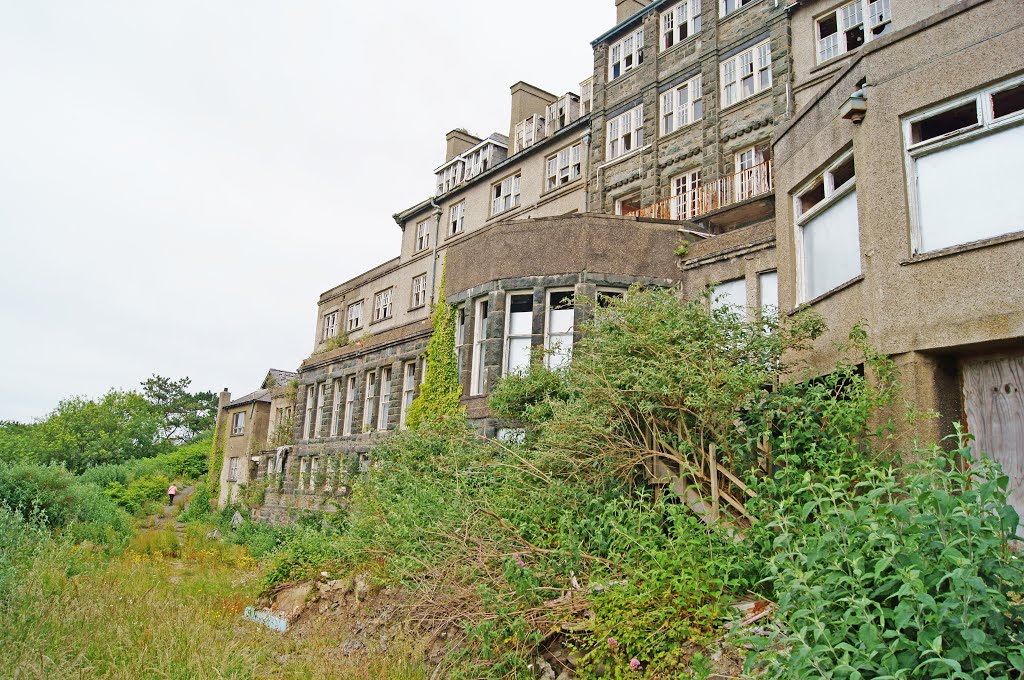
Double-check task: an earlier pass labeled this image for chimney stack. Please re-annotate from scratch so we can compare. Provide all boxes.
[616,0,650,22]
[508,81,557,145]
[445,129,482,162]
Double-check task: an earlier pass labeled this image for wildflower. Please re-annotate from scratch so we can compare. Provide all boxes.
[630,658,643,671]
[516,559,525,567]
[607,637,619,650]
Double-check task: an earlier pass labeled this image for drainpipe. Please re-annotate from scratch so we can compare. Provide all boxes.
[428,198,443,306]
[582,130,592,212]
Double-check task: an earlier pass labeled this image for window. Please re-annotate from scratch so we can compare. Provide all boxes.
[471,298,489,395]
[314,382,327,438]
[346,301,363,331]
[505,293,534,376]
[661,0,701,50]
[722,0,757,16]
[514,115,545,153]
[231,411,245,436]
[904,77,1024,254]
[330,378,343,436]
[362,372,376,432]
[670,169,702,220]
[228,457,239,482]
[545,291,575,370]
[580,78,593,115]
[661,75,703,136]
[342,376,356,436]
[608,27,645,81]
[759,271,779,314]
[616,192,642,216]
[455,305,467,378]
[415,218,431,252]
[436,161,464,195]
[546,143,582,191]
[735,143,772,200]
[373,289,393,322]
[598,289,625,307]
[298,459,308,490]
[309,457,318,491]
[545,95,580,134]
[464,145,495,179]
[795,150,860,301]
[377,367,392,431]
[712,278,747,312]
[606,105,644,161]
[400,362,416,429]
[321,311,338,341]
[491,174,521,215]
[304,386,315,439]
[411,273,428,308]
[449,201,465,236]
[816,0,891,63]
[721,40,771,107]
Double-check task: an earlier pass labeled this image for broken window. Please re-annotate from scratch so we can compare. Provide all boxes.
[342,376,356,436]
[377,367,392,431]
[608,27,644,81]
[580,78,593,116]
[232,411,245,436]
[606,104,644,161]
[735,143,772,200]
[721,0,756,17]
[321,311,338,341]
[816,0,891,63]
[545,95,580,135]
[545,291,575,370]
[661,74,703,135]
[435,161,464,195]
[373,288,392,322]
[362,372,376,432]
[399,362,416,429]
[330,378,343,436]
[661,0,701,50]
[905,76,1024,253]
[491,174,521,216]
[597,290,625,307]
[346,301,363,331]
[670,169,701,220]
[448,201,465,236]
[795,149,861,301]
[471,298,489,395]
[546,142,582,191]
[314,382,327,438]
[228,456,239,482]
[721,40,771,107]
[304,386,315,440]
[504,293,534,376]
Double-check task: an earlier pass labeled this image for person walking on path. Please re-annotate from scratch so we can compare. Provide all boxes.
[168,483,177,506]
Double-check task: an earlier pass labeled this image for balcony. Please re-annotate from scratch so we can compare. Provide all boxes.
[623,160,774,225]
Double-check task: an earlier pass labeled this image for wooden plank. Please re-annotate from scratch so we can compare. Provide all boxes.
[714,461,757,498]
[962,354,1024,534]
[709,443,720,522]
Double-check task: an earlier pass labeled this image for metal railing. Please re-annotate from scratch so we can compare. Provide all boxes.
[623,160,774,221]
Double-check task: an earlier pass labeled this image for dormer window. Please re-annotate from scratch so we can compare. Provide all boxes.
[436,161,464,195]
[546,94,580,135]
[608,27,644,81]
[321,311,338,341]
[580,79,593,115]
[514,115,546,153]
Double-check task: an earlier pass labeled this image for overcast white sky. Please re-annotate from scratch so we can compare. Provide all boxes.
[0,1,615,422]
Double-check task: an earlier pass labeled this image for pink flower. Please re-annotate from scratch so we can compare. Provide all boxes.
[516,559,525,567]
[607,637,619,650]
[630,658,643,671]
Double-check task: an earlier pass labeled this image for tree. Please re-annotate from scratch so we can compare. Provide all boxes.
[0,421,39,465]
[141,375,217,444]
[406,259,464,428]
[34,390,168,473]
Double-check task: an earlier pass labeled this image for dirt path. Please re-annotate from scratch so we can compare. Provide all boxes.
[146,484,194,583]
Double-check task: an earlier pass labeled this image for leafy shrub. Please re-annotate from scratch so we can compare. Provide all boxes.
[178,484,212,523]
[104,474,170,514]
[754,436,1024,679]
[0,502,46,600]
[263,527,346,589]
[229,519,288,559]
[160,436,210,479]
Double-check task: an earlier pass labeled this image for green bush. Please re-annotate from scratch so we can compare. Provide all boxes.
[104,474,170,514]
[229,519,288,559]
[0,502,46,600]
[754,435,1024,679]
[178,484,212,523]
[263,527,346,589]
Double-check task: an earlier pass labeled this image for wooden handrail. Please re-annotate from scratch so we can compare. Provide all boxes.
[623,160,774,221]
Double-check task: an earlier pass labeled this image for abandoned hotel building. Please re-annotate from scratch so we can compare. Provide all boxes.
[216,0,1024,526]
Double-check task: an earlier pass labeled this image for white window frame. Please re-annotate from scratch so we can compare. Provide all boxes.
[721,0,758,17]
[759,270,779,315]
[309,457,318,492]
[373,288,393,322]
[304,386,315,440]
[660,74,703,136]
[491,174,521,216]
[608,27,645,81]
[793,149,859,302]
[720,39,771,108]
[415,218,431,252]
[329,378,343,436]
[399,361,416,429]
[670,169,702,220]
[411,273,428,308]
[449,201,465,236]
[377,367,392,431]
[342,376,356,436]
[298,458,308,490]
[504,291,534,376]
[321,311,338,341]
[228,456,239,482]
[346,301,363,331]
[436,161,464,195]
[470,298,489,396]
[580,78,593,116]
[606,104,644,161]
[815,0,891,64]
[545,142,583,192]
[313,382,327,438]
[711,278,748,314]
[661,0,701,51]
[903,76,1024,254]
[231,411,245,436]
[544,289,575,371]
[362,372,376,432]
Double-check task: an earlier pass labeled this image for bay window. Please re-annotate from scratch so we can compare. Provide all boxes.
[504,293,534,376]
[545,291,575,370]
[471,298,489,395]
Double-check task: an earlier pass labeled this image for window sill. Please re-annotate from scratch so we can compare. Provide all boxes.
[230,432,244,437]
[659,118,703,143]
[659,33,699,58]
[719,0,768,25]
[607,64,648,88]
[788,274,863,315]
[810,52,854,75]
[601,143,652,170]
[489,203,523,220]
[408,304,426,312]
[719,88,772,116]
[900,230,1024,265]
[541,176,583,199]
[369,316,392,326]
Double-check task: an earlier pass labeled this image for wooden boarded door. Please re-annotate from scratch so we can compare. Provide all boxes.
[962,354,1024,533]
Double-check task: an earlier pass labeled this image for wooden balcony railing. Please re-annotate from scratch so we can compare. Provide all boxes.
[623,160,774,221]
